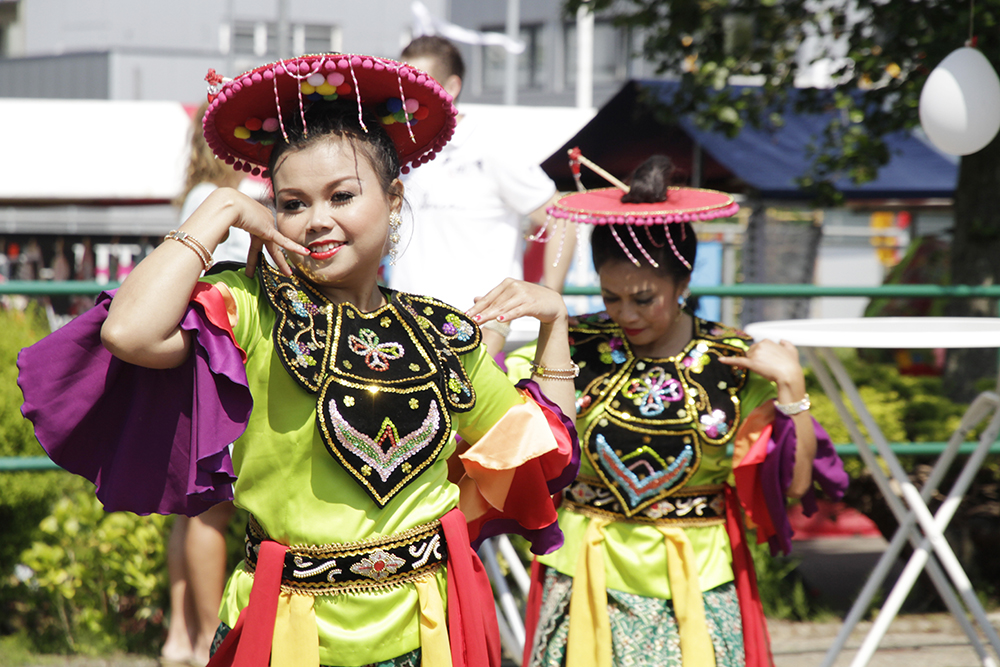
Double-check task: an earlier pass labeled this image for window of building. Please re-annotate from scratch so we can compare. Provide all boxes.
[231,21,339,58]
[232,21,259,56]
[481,24,546,92]
[565,20,631,85]
[301,24,342,54]
[0,0,18,57]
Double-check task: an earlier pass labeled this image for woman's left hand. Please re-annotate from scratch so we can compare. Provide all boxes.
[719,339,806,397]
[465,278,568,326]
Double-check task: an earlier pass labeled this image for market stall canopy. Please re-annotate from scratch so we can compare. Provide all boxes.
[0,99,192,203]
[541,80,958,201]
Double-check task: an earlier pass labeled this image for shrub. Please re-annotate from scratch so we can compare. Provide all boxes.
[12,487,168,655]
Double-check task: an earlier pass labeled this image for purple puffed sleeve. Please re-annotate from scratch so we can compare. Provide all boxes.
[17,291,252,516]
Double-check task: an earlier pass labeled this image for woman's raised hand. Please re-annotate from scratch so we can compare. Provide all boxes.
[465,278,568,327]
[719,338,802,383]
[200,188,308,277]
[719,338,808,403]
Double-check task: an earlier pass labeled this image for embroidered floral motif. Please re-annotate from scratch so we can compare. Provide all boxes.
[724,337,750,351]
[348,328,405,372]
[349,548,406,581]
[570,483,597,504]
[286,339,318,367]
[344,395,355,407]
[448,369,470,397]
[645,499,675,519]
[598,337,627,365]
[699,409,729,438]
[442,313,474,342]
[409,398,419,409]
[621,366,684,417]
[682,342,710,373]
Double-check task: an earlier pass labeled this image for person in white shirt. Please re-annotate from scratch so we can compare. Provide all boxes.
[390,36,573,356]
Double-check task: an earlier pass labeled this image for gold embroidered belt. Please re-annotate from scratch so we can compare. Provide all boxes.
[244,514,447,596]
[562,478,727,526]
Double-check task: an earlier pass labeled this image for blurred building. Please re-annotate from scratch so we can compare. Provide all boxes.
[0,0,442,101]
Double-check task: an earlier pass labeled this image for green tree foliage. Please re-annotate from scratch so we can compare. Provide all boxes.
[565,0,1000,395]
[565,0,997,198]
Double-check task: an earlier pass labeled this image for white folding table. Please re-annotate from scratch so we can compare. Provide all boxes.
[745,317,1000,667]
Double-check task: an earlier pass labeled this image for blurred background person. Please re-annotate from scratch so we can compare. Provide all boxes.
[160,102,242,667]
[389,35,572,356]
[176,102,267,264]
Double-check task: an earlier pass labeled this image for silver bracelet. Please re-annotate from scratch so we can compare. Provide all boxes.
[480,320,512,339]
[775,393,810,416]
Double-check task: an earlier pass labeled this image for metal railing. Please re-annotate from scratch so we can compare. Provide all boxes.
[3,280,1000,473]
[3,280,1000,299]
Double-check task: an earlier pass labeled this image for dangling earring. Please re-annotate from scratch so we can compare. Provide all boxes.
[678,287,691,311]
[388,211,402,266]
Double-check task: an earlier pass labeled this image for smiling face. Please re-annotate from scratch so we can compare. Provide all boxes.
[272,135,402,307]
[598,260,691,358]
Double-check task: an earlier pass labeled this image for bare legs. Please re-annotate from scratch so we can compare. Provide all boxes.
[161,502,236,666]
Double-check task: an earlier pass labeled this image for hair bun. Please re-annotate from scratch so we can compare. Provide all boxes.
[621,155,675,204]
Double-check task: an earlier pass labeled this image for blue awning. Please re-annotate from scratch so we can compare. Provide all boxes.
[541,80,957,201]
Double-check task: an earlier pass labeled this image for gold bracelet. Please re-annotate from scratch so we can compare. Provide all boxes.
[529,361,580,380]
[165,230,213,272]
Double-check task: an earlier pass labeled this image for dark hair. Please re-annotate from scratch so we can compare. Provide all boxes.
[401,36,466,81]
[267,100,401,194]
[591,154,693,281]
[620,155,675,204]
[591,223,696,283]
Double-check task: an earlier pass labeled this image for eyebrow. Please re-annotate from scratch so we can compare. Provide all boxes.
[601,288,655,298]
[276,176,361,197]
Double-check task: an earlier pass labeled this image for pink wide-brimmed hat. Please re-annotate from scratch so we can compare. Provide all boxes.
[540,149,740,270]
[547,187,739,226]
[202,53,458,177]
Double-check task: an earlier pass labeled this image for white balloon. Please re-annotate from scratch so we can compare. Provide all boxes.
[919,47,1000,156]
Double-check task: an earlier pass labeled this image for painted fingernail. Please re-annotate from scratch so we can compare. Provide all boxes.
[497,315,505,321]
[473,314,482,321]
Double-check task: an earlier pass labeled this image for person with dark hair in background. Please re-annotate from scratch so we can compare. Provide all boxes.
[391,35,572,357]
[159,101,251,667]
[509,155,849,667]
[19,53,581,667]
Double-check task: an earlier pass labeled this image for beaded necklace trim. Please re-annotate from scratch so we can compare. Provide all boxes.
[569,314,751,517]
[562,477,726,526]
[244,515,447,596]
[257,263,481,506]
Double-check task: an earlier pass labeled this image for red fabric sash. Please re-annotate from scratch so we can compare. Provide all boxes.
[441,508,501,667]
[206,539,286,667]
[725,484,774,667]
[521,559,547,666]
[206,508,499,667]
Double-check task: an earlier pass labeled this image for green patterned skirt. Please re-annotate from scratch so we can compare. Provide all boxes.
[527,569,745,667]
[210,622,421,667]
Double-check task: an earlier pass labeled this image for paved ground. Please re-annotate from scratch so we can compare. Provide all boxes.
[8,619,998,667]
[770,614,998,667]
